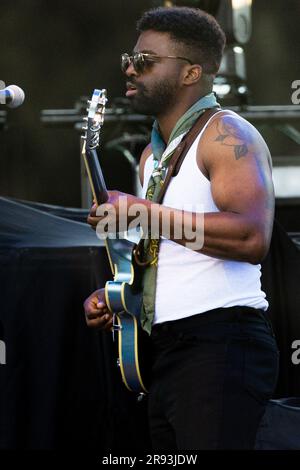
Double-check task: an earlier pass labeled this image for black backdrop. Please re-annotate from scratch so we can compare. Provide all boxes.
[0,198,299,450]
[0,198,151,450]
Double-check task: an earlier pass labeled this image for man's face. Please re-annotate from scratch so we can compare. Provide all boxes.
[124,30,185,116]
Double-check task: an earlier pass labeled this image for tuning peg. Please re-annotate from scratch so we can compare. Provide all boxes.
[82,126,88,131]
[83,117,88,121]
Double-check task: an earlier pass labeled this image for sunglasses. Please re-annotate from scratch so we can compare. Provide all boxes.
[121,52,193,74]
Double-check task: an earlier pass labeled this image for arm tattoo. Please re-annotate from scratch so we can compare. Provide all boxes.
[214,119,251,160]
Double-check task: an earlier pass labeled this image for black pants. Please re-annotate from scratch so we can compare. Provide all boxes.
[148,306,279,450]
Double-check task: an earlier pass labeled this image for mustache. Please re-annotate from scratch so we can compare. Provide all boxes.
[126,80,137,89]
[126,80,146,92]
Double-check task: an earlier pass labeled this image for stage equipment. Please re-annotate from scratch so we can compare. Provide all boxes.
[255,398,300,449]
[41,97,152,208]
[41,100,300,205]
[213,0,252,104]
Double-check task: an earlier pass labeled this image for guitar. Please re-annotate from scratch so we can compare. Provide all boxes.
[81,89,150,395]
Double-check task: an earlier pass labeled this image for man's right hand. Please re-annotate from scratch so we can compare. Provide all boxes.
[83,288,113,331]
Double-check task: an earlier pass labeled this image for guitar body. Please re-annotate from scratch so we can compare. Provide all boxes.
[104,236,149,394]
[82,90,149,395]
[114,309,151,395]
[104,237,142,316]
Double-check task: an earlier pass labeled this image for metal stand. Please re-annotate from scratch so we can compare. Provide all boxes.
[0,110,7,131]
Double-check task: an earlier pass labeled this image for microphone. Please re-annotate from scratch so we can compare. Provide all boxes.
[0,85,25,108]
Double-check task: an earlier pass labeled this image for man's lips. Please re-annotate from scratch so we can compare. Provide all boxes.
[126,82,138,97]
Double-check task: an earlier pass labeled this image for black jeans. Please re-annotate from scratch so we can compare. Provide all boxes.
[148,306,279,450]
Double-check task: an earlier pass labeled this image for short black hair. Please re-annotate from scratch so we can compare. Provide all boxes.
[136,6,226,75]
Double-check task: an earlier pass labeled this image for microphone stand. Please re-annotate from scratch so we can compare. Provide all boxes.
[0,110,7,131]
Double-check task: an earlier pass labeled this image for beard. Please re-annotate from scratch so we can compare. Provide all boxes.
[129,75,180,116]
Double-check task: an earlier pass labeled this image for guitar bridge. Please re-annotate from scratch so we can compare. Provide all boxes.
[137,392,146,402]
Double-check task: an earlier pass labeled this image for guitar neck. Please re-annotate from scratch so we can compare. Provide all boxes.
[83,145,108,205]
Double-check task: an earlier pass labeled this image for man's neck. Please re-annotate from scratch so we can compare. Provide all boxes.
[156,92,209,143]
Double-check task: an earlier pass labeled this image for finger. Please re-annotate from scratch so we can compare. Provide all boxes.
[86,317,106,328]
[85,306,107,318]
[84,301,105,313]
[96,301,107,309]
[96,307,109,316]
[86,314,110,328]
[87,215,99,225]
[85,311,102,320]
[90,203,97,215]
[102,317,113,332]
[88,315,113,331]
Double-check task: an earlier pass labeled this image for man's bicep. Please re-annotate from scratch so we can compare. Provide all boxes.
[206,116,274,219]
[211,156,272,216]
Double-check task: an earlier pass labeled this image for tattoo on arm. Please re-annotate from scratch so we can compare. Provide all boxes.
[214,120,251,160]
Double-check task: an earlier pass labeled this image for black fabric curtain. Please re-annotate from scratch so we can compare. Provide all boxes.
[0,198,150,450]
[0,198,299,450]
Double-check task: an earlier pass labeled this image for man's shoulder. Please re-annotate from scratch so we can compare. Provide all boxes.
[200,108,267,149]
[141,143,152,158]
[197,108,272,172]
[206,108,251,128]
[140,143,153,169]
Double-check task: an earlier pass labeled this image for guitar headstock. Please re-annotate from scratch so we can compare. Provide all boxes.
[82,88,107,149]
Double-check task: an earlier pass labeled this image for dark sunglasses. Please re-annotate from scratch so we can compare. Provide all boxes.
[121,52,193,74]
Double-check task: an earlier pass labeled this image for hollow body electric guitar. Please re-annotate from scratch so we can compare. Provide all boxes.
[81,89,149,395]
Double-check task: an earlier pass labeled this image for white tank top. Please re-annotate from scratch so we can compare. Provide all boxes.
[142,111,268,325]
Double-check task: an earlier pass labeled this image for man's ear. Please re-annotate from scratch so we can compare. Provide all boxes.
[183,64,202,86]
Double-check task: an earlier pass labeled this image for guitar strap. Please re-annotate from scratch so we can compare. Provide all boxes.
[134,107,221,265]
[156,107,221,202]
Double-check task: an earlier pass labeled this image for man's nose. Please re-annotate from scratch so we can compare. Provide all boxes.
[125,61,137,77]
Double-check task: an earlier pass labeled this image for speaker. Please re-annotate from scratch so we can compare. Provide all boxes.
[255,398,300,450]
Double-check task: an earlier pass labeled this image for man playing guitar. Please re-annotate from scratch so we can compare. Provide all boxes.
[84,6,278,450]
